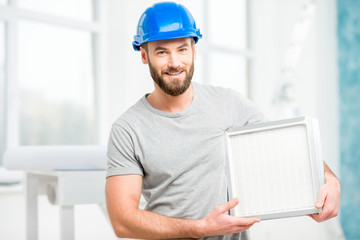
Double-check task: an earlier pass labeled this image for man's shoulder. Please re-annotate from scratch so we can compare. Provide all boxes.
[194,82,232,92]
[193,82,236,98]
[193,82,249,106]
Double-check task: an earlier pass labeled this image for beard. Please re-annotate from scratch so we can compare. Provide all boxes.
[148,59,194,97]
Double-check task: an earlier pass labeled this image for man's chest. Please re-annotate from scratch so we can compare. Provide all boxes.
[135,119,228,182]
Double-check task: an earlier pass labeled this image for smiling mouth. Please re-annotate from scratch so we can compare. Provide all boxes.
[166,71,183,76]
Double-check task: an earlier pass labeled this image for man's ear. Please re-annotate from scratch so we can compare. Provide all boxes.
[192,43,197,60]
[140,47,148,64]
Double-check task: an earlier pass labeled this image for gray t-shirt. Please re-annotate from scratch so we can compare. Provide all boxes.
[107,82,265,240]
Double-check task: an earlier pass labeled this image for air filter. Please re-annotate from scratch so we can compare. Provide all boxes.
[226,117,324,220]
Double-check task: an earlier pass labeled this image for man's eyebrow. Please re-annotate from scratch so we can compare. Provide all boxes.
[178,43,190,48]
[153,43,190,52]
[153,46,167,52]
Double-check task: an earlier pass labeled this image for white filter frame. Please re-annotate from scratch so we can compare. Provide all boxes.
[225,117,324,220]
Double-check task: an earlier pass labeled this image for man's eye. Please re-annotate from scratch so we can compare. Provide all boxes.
[179,48,187,52]
[157,51,166,55]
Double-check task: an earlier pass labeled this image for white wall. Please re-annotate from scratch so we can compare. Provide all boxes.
[105,0,152,128]
[314,0,339,176]
[250,0,339,174]
[250,0,318,117]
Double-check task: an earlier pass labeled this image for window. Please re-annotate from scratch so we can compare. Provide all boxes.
[18,20,96,145]
[0,1,103,164]
[18,0,92,21]
[200,0,250,96]
[208,0,247,50]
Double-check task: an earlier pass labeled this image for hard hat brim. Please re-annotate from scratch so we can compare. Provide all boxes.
[133,29,202,51]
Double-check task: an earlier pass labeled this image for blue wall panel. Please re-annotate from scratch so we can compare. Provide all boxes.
[337,0,360,239]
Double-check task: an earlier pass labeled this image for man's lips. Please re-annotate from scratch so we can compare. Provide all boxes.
[165,71,183,76]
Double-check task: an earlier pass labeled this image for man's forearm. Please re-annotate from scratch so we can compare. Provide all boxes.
[106,175,259,238]
[323,161,340,183]
[109,198,259,239]
[111,207,201,239]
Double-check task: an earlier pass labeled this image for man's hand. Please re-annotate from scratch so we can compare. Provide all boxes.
[310,162,341,222]
[195,198,260,238]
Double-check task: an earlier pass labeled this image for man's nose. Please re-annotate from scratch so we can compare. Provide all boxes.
[167,52,181,68]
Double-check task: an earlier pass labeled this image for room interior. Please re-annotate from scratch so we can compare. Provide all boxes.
[0,0,358,239]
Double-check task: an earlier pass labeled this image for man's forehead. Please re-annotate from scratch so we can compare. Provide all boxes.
[147,37,192,49]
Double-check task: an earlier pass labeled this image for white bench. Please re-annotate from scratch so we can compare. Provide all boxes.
[4,146,107,240]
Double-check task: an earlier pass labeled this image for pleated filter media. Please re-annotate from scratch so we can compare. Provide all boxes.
[226,117,324,220]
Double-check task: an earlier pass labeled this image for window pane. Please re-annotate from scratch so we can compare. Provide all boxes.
[0,22,5,163]
[208,0,247,50]
[209,52,248,96]
[18,20,96,145]
[18,0,93,21]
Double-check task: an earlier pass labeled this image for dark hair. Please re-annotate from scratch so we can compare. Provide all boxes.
[140,38,195,53]
[141,42,149,52]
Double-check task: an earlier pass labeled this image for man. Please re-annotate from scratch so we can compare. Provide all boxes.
[105,2,341,239]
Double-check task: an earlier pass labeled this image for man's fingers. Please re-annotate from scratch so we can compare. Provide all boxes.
[311,182,341,223]
[232,217,260,233]
[316,199,339,222]
[315,186,327,208]
[216,198,239,214]
[204,201,261,236]
[309,196,340,223]
[234,217,261,226]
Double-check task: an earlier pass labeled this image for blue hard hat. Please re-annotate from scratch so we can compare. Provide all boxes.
[132,2,202,51]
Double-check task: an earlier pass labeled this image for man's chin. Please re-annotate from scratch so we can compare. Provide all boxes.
[159,81,191,96]
[162,75,185,83]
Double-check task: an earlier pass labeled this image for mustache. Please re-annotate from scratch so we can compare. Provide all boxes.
[161,67,187,74]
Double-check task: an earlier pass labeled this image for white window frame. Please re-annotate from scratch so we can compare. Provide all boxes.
[0,0,107,164]
[199,0,253,97]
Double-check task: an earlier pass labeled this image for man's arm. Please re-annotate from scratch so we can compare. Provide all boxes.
[105,175,260,239]
[310,161,341,222]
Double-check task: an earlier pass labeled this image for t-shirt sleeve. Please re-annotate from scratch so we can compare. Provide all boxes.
[106,122,144,178]
[230,89,267,126]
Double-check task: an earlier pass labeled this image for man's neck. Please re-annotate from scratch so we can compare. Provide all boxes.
[146,83,194,113]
